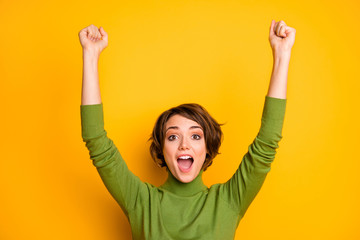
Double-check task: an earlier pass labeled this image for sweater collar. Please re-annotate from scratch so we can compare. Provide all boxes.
[160,168,208,197]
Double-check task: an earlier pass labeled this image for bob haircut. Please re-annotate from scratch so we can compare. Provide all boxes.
[149,103,224,172]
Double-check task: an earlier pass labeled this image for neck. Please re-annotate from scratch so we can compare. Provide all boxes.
[160,168,208,197]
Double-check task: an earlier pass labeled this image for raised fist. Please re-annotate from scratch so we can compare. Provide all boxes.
[269,20,296,54]
[78,24,108,55]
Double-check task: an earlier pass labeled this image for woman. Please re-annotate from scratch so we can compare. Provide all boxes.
[79,19,296,239]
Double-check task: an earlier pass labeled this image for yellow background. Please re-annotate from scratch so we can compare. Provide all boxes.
[1,0,359,239]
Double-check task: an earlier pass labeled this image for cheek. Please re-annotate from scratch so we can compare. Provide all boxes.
[194,141,207,155]
[163,143,175,160]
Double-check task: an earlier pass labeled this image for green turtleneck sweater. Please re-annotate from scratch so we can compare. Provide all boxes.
[80,96,287,240]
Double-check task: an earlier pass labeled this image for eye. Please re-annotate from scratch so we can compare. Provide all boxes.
[192,134,201,140]
[168,135,178,141]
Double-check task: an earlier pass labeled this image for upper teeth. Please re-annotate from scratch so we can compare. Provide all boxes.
[178,156,192,159]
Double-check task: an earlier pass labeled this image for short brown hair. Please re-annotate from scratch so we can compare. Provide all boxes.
[148,103,224,171]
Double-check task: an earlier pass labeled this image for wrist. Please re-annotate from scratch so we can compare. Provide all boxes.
[272,50,291,60]
[82,48,100,61]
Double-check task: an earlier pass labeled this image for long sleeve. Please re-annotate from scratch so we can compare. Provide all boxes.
[219,96,287,217]
[80,103,148,216]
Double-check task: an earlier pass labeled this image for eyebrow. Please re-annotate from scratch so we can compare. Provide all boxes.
[165,126,203,133]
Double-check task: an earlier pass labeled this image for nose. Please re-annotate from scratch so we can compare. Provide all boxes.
[178,137,190,150]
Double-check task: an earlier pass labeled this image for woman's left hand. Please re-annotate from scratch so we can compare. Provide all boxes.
[269,20,296,55]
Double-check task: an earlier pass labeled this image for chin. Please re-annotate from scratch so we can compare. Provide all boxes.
[177,175,194,183]
[175,168,198,183]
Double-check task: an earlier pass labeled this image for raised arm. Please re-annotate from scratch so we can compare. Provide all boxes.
[78,25,148,215]
[219,20,296,217]
[267,20,296,99]
[79,24,108,105]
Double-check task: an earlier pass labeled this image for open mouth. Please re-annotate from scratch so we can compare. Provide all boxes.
[177,156,194,172]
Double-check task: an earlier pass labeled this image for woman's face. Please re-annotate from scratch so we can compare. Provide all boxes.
[163,114,207,183]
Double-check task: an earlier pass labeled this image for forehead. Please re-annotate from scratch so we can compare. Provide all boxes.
[165,114,202,130]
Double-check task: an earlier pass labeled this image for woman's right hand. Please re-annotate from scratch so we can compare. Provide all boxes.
[78,24,108,55]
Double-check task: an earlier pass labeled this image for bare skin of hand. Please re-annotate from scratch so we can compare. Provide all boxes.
[266,19,296,99]
[269,20,296,55]
[78,24,109,56]
[79,24,108,105]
